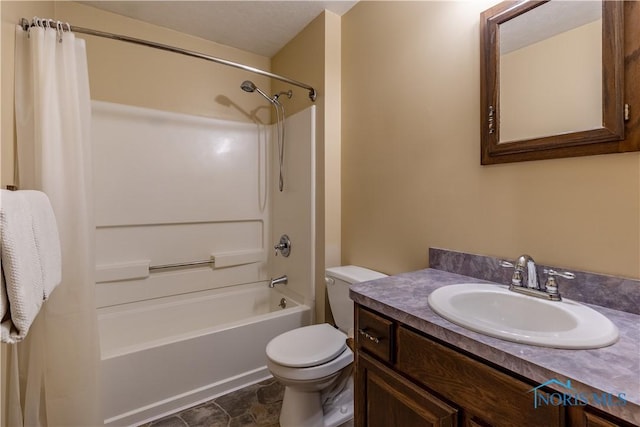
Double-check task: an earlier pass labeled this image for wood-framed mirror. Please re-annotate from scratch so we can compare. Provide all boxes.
[480,0,625,165]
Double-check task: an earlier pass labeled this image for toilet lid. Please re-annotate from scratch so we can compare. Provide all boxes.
[266,323,347,368]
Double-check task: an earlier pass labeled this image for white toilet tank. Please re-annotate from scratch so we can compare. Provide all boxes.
[325,265,387,335]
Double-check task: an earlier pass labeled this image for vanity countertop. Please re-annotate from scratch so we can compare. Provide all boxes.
[349,268,640,425]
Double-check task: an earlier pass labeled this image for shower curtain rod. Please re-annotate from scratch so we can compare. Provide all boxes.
[19,17,317,102]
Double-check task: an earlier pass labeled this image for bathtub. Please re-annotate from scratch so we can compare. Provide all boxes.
[99,283,311,426]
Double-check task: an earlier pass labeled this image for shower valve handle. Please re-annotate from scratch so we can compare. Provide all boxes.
[274,234,291,257]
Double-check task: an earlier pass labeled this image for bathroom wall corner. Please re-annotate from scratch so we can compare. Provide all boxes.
[272,11,340,324]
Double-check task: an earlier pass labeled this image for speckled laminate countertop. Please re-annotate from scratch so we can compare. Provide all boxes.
[349,268,640,425]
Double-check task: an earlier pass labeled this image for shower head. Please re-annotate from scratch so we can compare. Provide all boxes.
[240,80,274,104]
[240,80,256,92]
[241,80,289,192]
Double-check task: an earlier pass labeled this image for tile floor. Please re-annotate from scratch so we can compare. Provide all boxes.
[140,378,354,427]
[140,378,283,427]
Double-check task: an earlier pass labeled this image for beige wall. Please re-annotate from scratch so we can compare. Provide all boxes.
[323,12,342,271]
[272,11,341,322]
[342,1,640,279]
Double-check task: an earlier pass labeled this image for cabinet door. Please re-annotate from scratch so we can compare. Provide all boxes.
[356,352,457,427]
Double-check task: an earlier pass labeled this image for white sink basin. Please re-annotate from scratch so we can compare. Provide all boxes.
[428,283,619,349]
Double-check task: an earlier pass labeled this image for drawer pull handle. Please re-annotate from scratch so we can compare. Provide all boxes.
[358,328,381,344]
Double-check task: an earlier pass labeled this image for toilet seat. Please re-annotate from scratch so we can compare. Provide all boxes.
[267,346,353,383]
[266,323,347,368]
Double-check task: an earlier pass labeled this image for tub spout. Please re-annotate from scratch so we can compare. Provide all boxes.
[269,275,288,288]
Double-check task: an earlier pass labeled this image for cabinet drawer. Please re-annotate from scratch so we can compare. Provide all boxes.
[397,326,563,427]
[356,306,394,363]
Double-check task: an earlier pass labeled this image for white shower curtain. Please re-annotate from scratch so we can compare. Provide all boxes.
[9,24,102,426]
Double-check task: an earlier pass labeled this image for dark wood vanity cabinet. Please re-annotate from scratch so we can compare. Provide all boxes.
[354,304,632,427]
[357,352,457,427]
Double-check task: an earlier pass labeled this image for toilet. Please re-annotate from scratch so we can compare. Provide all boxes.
[266,266,387,427]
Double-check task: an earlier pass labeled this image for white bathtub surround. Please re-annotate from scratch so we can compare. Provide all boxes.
[270,106,317,310]
[10,24,102,425]
[0,190,61,343]
[92,102,317,425]
[91,101,272,307]
[100,283,310,425]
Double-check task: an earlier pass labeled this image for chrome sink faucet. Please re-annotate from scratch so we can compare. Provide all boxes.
[515,254,539,289]
[500,255,574,301]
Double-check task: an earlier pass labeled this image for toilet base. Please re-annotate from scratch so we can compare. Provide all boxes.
[279,386,324,427]
[323,399,353,427]
[279,377,354,427]
[322,376,354,427]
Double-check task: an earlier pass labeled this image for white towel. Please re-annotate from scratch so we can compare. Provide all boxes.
[0,189,61,343]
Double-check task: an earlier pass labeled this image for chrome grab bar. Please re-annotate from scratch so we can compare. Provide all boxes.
[149,259,214,271]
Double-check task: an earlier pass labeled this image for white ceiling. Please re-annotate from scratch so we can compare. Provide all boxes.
[79,1,358,57]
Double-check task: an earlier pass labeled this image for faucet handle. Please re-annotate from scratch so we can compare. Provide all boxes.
[543,269,575,298]
[274,243,284,256]
[274,234,291,257]
[543,269,575,280]
[499,260,515,268]
[499,260,523,287]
